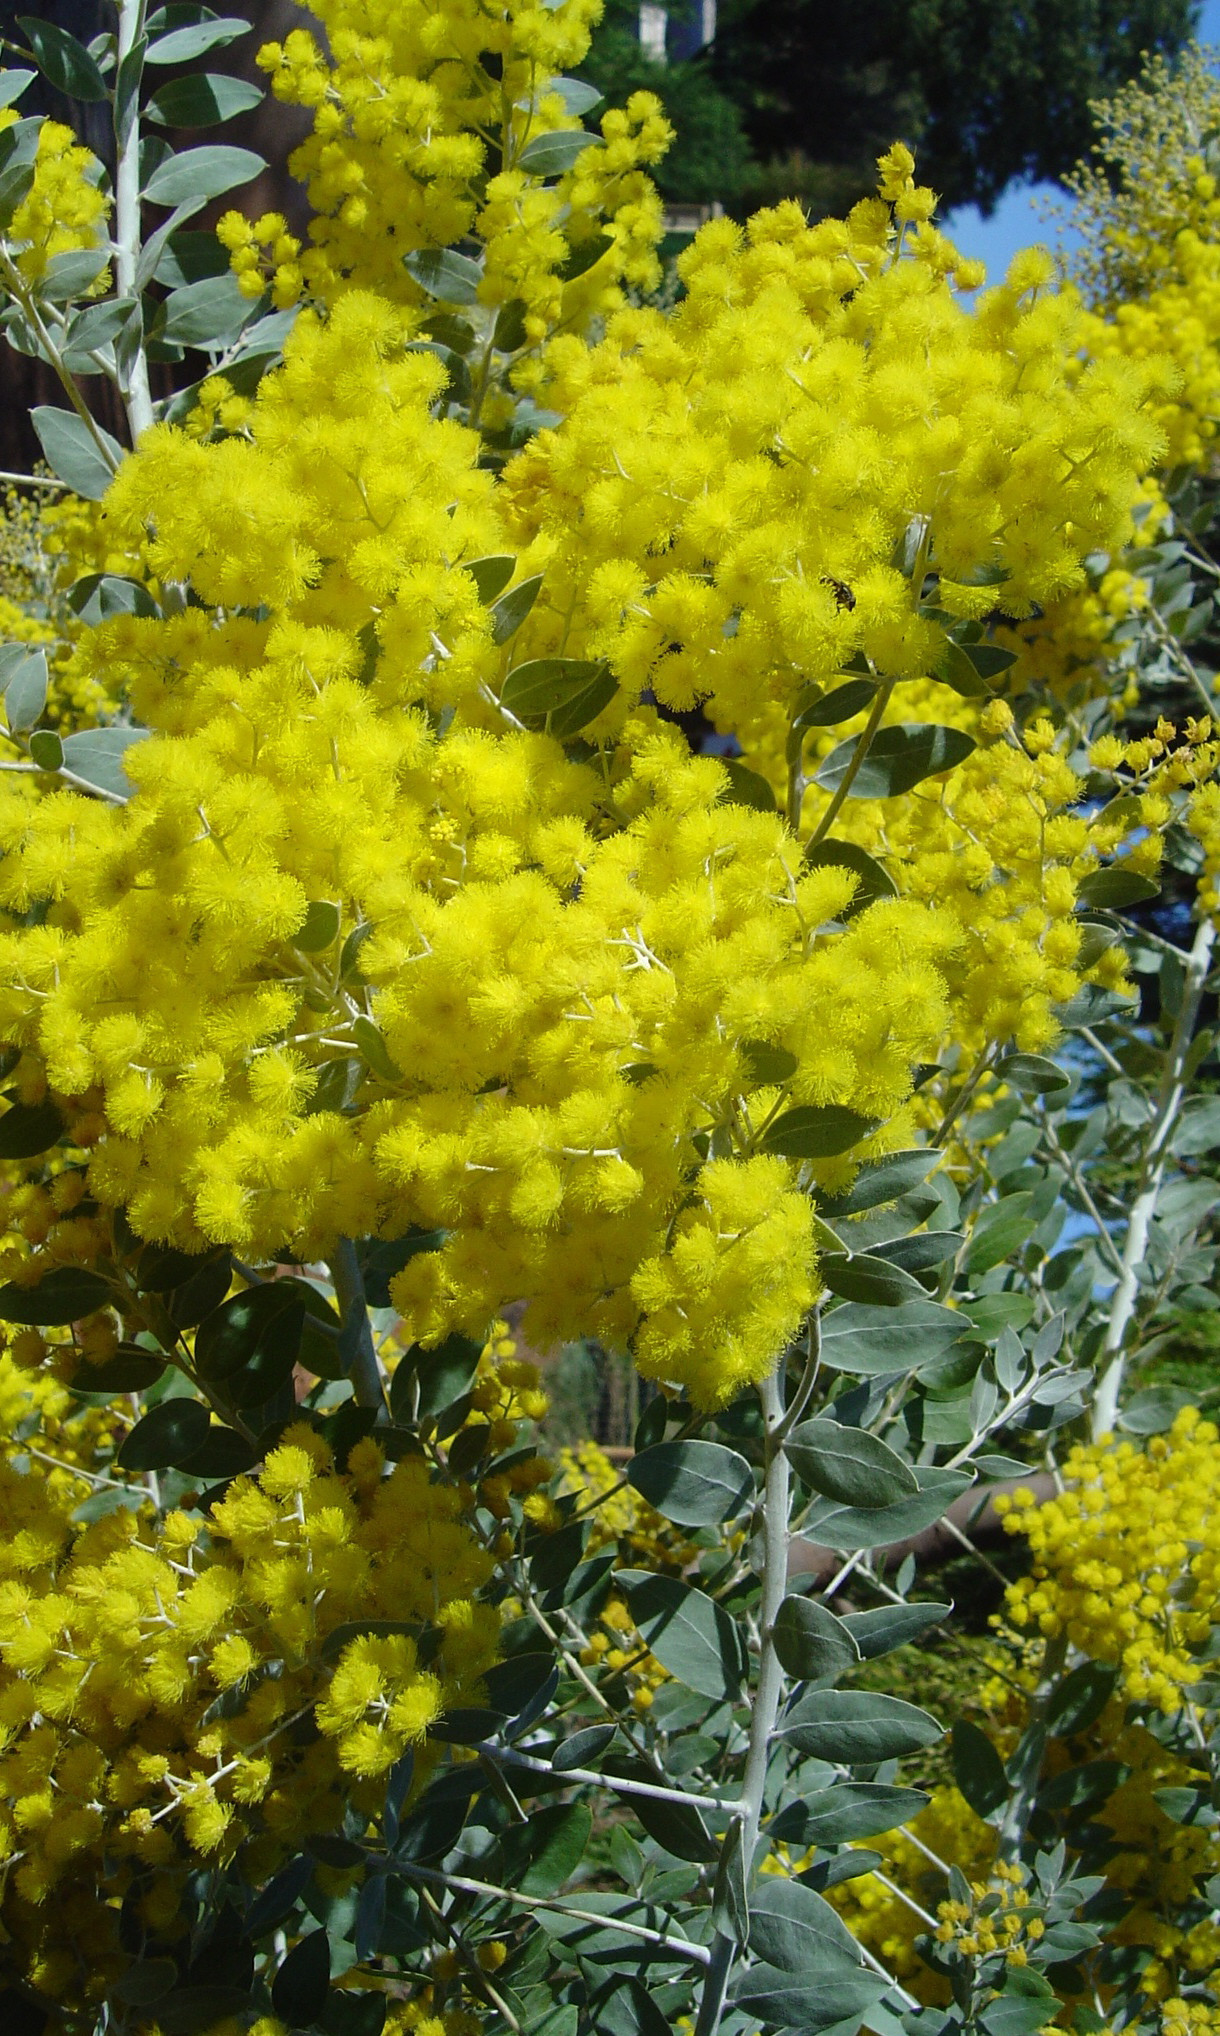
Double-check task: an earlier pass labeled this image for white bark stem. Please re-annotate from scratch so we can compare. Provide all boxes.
[693,1359,791,2036]
[115,0,154,442]
[1092,909,1216,1439]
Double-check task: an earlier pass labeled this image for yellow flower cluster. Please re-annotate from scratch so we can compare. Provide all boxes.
[216,208,305,310]
[0,115,109,287]
[1059,44,1220,307]
[0,1407,498,2009]
[1088,1718,1220,1997]
[934,1859,1046,1970]
[0,281,981,1408]
[997,1407,1220,1711]
[504,210,1162,748]
[1054,45,1220,473]
[826,1783,995,1992]
[256,0,668,327]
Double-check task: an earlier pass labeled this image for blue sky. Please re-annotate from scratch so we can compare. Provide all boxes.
[942,0,1220,279]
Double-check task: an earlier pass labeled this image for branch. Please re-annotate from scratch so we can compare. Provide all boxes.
[1092,907,1216,1438]
[327,1239,388,1416]
[693,1360,790,2036]
[402,1859,712,1966]
[114,0,154,441]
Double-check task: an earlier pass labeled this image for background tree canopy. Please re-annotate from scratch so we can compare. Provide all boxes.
[584,0,1202,212]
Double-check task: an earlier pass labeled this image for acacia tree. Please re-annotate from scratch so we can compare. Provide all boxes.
[0,15,1217,2036]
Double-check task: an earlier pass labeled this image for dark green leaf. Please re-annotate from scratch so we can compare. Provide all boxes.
[483,1649,557,1720]
[0,1264,108,1324]
[153,1989,254,2035]
[0,115,40,230]
[762,1105,878,1160]
[818,1252,929,1306]
[60,728,150,800]
[732,1964,887,2030]
[518,129,601,176]
[404,247,483,304]
[996,1052,1070,1097]
[490,574,543,646]
[876,1230,963,1272]
[272,1929,330,2028]
[495,1802,591,1896]
[143,147,265,208]
[965,1191,1036,1274]
[294,901,341,953]
[627,1440,753,1525]
[1045,1661,1118,1737]
[561,232,613,281]
[616,1571,744,1700]
[1152,1787,1202,1824]
[772,1594,860,1681]
[17,17,107,100]
[815,724,975,799]
[0,71,36,109]
[67,573,158,623]
[145,72,263,127]
[777,1688,942,1762]
[711,1815,749,1942]
[935,638,992,697]
[553,1722,617,1772]
[42,245,111,300]
[720,759,777,811]
[615,1790,718,1864]
[1037,1758,1123,1812]
[413,1332,483,1419]
[786,1419,917,1507]
[952,1720,1008,1818]
[146,18,250,64]
[739,1039,799,1087]
[352,1017,401,1082]
[170,1253,234,1329]
[590,1977,670,2036]
[1076,866,1160,909]
[3,648,48,734]
[794,679,876,727]
[818,1150,936,1217]
[748,1876,864,1972]
[0,1096,63,1160]
[839,1601,949,1658]
[159,272,252,348]
[804,1466,973,1550]
[118,1396,211,1472]
[771,1782,929,1846]
[246,1853,313,1939]
[501,655,616,734]
[819,1299,967,1375]
[481,299,524,354]
[801,838,897,916]
[550,77,604,115]
[960,641,1017,679]
[75,1345,166,1394]
[195,1282,304,1383]
[30,407,122,500]
[113,1959,180,2006]
[65,297,141,358]
[178,1424,257,1479]
[466,555,515,603]
[1118,1386,1195,1436]
[979,2000,1059,2036]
